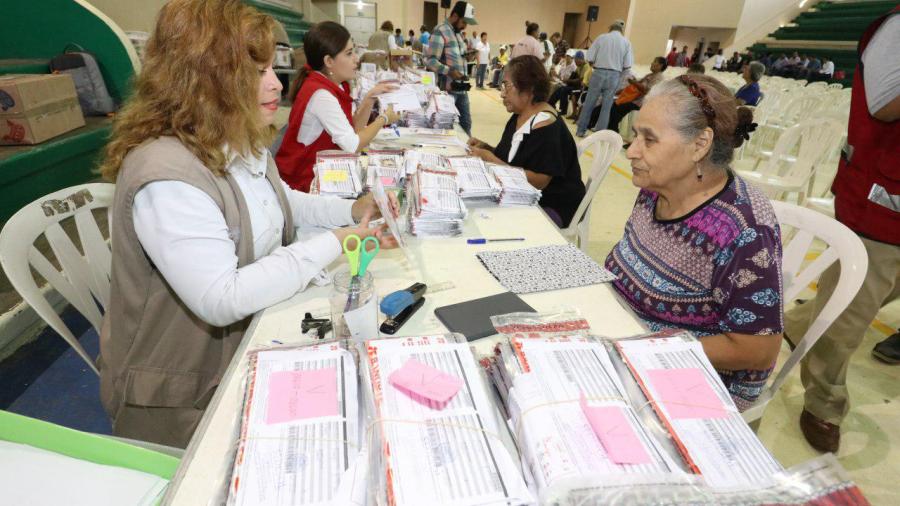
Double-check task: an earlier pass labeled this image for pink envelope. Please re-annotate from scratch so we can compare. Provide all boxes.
[266,367,339,425]
[388,358,463,409]
[646,368,729,419]
[580,394,651,464]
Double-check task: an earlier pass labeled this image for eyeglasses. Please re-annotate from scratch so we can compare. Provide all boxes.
[500,81,515,92]
[678,75,716,126]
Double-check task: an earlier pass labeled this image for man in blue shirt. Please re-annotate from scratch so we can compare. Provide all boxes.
[419,25,430,46]
[576,19,633,137]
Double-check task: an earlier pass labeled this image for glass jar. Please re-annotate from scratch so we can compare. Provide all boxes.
[330,269,377,342]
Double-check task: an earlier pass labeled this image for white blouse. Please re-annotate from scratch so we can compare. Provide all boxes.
[297,73,360,153]
[132,149,355,327]
[508,111,554,162]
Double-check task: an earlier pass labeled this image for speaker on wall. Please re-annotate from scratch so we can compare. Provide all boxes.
[586,5,599,22]
[441,0,451,8]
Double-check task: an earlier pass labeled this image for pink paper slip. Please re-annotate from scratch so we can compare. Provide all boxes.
[266,367,339,424]
[388,358,463,409]
[380,176,395,186]
[580,395,651,464]
[646,368,729,419]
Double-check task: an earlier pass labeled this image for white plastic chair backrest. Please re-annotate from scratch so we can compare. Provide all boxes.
[779,94,825,127]
[0,183,114,374]
[757,118,843,183]
[805,81,828,90]
[742,201,867,422]
[827,83,844,90]
[566,130,623,233]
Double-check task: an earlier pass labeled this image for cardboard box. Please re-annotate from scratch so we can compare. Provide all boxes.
[0,74,85,145]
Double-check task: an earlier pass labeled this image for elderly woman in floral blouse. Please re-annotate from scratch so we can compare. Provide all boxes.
[605,74,778,411]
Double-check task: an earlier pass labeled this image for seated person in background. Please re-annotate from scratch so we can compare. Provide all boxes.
[549,51,589,116]
[726,51,742,72]
[468,56,586,227]
[809,57,835,82]
[97,0,398,447]
[277,22,400,191]
[687,63,706,75]
[489,45,509,88]
[569,61,594,120]
[606,74,781,411]
[735,61,765,106]
[803,55,822,78]
[595,56,667,133]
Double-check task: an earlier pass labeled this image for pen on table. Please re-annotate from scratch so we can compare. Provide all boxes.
[411,143,448,149]
[391,124,400,137]
[467,238,526,244]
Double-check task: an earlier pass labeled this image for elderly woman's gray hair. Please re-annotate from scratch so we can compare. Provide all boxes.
[645,75,755,167]
[748,61,765,82]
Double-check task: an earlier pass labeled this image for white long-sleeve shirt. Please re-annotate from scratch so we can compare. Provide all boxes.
[132,149,355,327]
[297,79,360,152]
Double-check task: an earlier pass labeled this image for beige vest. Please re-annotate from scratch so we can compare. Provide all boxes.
[98,136,295,447]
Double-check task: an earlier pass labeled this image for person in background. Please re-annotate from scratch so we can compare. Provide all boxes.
[569,58,594,120]
[407,29,415,46]
[475,31,490,89]
[759,52,773,71]
[489,45,509,88]
[667,46,679,67]
[419,25,430,46]
[552,32,570,61]
[511,22,543,60]
[548,50,590,117]
[369,20,395,56]
[676,45,690,67]
[727,51,742,72]
[606,74,781,412]
[785,6,900,454]
[809,56,834,82]
[277,21,400,191]
[468,56,586,227]
[540,32,554,73]
[576,19,633,137]
[687,63,706,74]
[597,55,667,134]
[713,49,726,70]
[803,55,822,79]
[98,2,398,447]
[394,28,404,47]
[427,1,478,135]
[735,61,765,106]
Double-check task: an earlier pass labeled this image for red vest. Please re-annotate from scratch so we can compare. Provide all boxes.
[275,71,353,192]
[831,6,900,245]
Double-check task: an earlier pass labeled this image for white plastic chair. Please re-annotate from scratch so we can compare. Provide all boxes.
[742,201,868,423]
[564,130,623,251]
[0,183,115,375]
[737,118,844,206]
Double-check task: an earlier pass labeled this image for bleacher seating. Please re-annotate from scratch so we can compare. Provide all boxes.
[748,0,899,88]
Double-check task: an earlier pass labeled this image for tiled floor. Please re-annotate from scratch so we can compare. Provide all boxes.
[464,86,899,505]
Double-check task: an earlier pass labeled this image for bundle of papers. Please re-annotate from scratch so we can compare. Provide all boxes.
[429,92,460,129]
[614,333,784,490]
[370,128,467,153]
[488,164,542,206]
[447,156,501,201]
[406,167,467,237]
[363,335,533,506]
[492,335,679,497]
[314,153,363,198]
[403,148,448,175]
[365,150,405,189]
[228,343,364,506]
[376,84,425,114]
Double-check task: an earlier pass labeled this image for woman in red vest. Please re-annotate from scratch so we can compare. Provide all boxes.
[277,21,400,191]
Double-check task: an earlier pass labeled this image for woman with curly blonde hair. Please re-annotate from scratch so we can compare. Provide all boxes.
[99,0,396,447]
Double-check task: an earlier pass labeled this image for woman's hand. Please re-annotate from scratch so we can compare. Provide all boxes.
[467,137,489,149]
[332,210,399,250]
[351,191,400,223]
[365,80,399,101]
[382,104,401,125]
[469,146,504,165]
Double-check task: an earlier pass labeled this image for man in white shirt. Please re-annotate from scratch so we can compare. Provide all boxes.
[713,49,726,70]
[576,19,633,137]
[540,32,554,73]
[810,57,835,82]
[475,32,491,88]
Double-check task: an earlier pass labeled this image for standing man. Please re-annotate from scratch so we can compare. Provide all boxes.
[576,19,632,137]
[785,5,900,454]
[475,32,490,89]
[511,22,543,59]
[676,45,690,67]
[419,25,430,46]
[427,1,478,135]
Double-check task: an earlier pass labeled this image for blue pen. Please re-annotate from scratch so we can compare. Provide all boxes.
[392,125,401,137]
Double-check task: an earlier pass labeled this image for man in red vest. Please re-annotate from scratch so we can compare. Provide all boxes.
[785,6,900,453]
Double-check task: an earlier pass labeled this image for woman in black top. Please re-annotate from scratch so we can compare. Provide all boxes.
[468,55,586,227]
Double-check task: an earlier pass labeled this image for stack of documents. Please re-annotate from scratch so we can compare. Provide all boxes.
[363,335,533,506]
[488,164,542,206]
[365,150,405,189]
[447,156,501,201]
[406,167,467,237]
[376,84,425,114]
[228,343,364,506]
[403,149,448,175]
[429,93,460,129]
[489,335,680,497]
[614,333,784,490]
[314,153,363,198]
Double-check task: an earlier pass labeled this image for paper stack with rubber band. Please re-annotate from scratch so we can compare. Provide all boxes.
[362,334,533,506]
[406,166,468,237]
[365,149,405,190]
[487,163,542,207]
[447,156,501,202]
[313,152,363,198]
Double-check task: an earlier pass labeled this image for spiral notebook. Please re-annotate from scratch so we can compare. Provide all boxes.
[476,244,616,294]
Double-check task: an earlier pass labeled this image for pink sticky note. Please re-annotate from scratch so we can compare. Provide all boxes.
[646,368,729,419]
[580,394,651,464]
[380,176,395,186]
[388,358,463,409]
[266,368,339,424]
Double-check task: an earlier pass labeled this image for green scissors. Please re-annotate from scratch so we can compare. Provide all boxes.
[342,234,380,276]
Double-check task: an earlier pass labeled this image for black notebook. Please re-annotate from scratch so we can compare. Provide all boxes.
[434,292,536,341]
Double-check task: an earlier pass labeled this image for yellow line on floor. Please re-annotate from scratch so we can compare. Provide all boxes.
[583,150,632,180]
